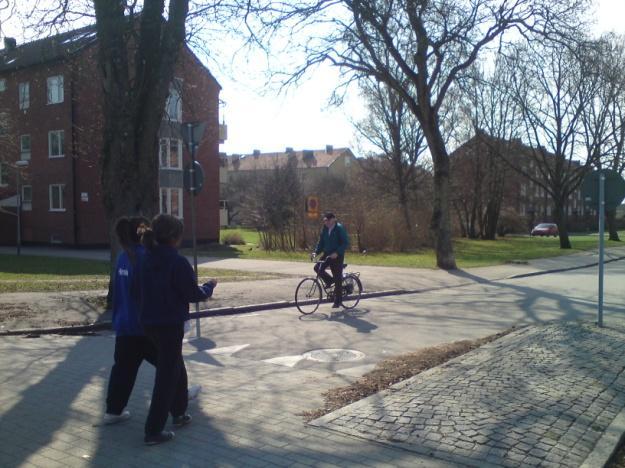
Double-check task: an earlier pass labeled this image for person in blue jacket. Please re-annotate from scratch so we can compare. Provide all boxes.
[139,214,217,446]
[103,216,155,425]
[312,212,349,308]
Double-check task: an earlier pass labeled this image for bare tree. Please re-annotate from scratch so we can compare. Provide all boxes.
[245,0,589,269]
[354,78,426,239]
[580,34,625,240]
[450,60,522,239]
[501,40,602,248]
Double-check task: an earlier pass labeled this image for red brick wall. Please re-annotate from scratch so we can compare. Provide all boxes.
[0,59,76,245]
[0,42,222,246]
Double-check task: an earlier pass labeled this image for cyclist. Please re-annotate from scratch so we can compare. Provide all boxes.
[311,212,349,308]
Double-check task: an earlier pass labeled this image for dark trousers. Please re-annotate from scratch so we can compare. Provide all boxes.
[106,335,157,415]
[143,324,188,436]
[314,255,343,304]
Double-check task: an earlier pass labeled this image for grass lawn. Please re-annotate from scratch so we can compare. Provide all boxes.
[0,254,286,293]
[197,228,625,268]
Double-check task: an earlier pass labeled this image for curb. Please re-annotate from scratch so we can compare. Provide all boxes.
[0,289,412,336]
[506,255,625,279]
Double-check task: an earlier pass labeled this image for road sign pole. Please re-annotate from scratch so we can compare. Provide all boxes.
[186,124,201,339]
[598,173,605,328]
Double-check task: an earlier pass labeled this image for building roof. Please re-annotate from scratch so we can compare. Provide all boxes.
[0,24,98,72]
[228,147,354,171]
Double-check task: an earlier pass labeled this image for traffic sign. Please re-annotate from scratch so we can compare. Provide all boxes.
[306,196,319,219]
[581,169,625,210]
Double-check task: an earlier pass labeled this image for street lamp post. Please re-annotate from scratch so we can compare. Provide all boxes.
[15,160,29,256]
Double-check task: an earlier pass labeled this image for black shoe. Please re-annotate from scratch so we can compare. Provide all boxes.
[332,302,342,309]
[172,414,192,427]
[145,430,175,446]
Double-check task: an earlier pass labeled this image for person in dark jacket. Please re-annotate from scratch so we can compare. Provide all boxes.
[312,212,349,308]
[104,216,155,425]
[139,214,217,446]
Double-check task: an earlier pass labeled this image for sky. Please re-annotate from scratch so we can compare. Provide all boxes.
[215,0,625,156]
[1,0,624,157]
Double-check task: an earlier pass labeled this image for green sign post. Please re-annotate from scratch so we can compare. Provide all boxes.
[581,169,625,328]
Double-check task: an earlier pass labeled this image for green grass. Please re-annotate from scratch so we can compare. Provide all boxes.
[196,230,625,268]
[2,230,622,292]
[0,254,286,293]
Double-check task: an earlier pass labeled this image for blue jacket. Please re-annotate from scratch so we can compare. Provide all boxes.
[315,222,349,257]
[139,245,214,326]
[112,246,145,336]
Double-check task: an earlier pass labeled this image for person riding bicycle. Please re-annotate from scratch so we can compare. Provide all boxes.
[311,212,349,308]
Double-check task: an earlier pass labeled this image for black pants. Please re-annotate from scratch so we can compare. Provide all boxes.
[143,324,188,436]
[314,255,343,304]
[106,335,157,415]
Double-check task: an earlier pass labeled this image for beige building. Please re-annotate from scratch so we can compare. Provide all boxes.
[220,146,357,226]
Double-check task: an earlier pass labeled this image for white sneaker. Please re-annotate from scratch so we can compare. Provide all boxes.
[187,384,202,401]
[103,410,131,425]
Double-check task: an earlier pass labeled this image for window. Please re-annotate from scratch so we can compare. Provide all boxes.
[159,138,182,169]
[49,184,65,211]
[164,79,182,122]
[46,75,64,104]
[22,185,32,211]
[48,130,65,158]
[0,79,5,92]
[18,82,29,109]
[20,134,31,161]
[0,163,7,186]
[160,187,183,218]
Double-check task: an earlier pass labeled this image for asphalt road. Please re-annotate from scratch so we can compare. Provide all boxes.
[185,257,625,380]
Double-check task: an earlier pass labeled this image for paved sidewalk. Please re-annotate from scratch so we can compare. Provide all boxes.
[0,332,450,468]
[1,319,625,467]
[311,321,625,467]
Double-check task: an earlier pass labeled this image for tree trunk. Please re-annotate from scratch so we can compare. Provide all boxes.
[554,202,572,249]
[606,209,620,241]
[426,127,456,269]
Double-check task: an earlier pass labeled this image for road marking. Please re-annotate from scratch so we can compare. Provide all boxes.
[204,344,250,356]
[262,355,305,368]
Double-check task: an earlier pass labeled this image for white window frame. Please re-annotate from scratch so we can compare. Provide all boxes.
[18,82,30,110]
[46,75,64,104]
[48,130,65,158]
[160,187,183,218]
[49,184,65,211]
[159,138,183,169]
[20,134,31,161]
[22,185,32,211]
[164,79,182,122]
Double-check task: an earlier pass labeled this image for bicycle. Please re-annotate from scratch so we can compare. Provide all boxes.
[295,260,363,315]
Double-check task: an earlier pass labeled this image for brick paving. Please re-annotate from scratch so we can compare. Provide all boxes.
[311,321,625,467]
[0,333,449,468]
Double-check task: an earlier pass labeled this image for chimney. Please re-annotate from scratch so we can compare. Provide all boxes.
[325,145,333,154]
[285,147,294,153]
[253,149,260,158]
[3,37,16,50]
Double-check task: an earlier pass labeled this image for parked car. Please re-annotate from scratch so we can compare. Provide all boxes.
[531,223,559,237]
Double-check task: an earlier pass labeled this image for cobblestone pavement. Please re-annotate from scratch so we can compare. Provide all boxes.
[311,321,625,467]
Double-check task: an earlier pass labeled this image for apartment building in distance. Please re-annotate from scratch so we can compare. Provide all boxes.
[0,24,223,246]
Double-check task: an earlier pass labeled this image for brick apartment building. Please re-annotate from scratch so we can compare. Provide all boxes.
[0,24,223,246]
[450,133,587,234]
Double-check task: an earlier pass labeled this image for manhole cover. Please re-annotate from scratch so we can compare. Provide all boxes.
[302,348,365,363]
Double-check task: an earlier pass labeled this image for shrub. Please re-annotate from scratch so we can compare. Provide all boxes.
[222,232,245,245]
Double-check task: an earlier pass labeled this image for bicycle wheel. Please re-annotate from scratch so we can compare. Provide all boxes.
[341,274,362,309]
[295,277,323,315]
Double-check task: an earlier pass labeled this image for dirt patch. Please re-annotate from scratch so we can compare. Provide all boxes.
[301,328,516,422]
